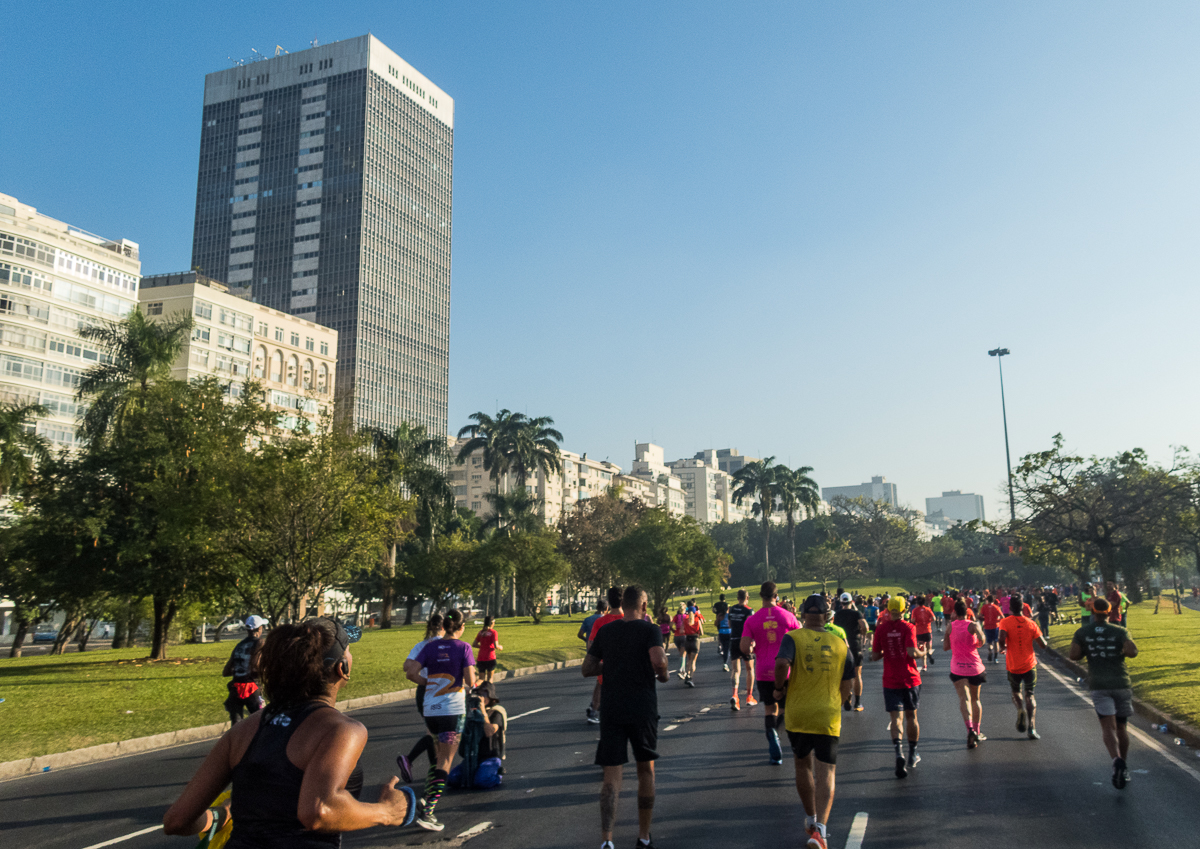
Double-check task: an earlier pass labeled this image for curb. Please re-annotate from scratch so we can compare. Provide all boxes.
[0,655,586,783]
[1039,641,1200,749]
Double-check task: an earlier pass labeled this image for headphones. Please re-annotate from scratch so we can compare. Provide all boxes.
[321,619,361,680]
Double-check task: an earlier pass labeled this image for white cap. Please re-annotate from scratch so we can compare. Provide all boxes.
[245,615,269,629]
[840,592,852,603]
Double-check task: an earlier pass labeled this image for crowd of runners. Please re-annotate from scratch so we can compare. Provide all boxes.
[159,578,1139,849]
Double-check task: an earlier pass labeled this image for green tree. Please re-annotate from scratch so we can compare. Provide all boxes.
[804,539,867,594]
[558,488,646,606]
[75,307,193,444]
[0,400,49,497]
[478,528,568,623]
[731,457,781,580]
[407,531,485,613]
[828,495,921,579]
[607,509,731,616]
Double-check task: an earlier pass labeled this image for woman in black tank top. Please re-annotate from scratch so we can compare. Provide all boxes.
[164,619,415,846]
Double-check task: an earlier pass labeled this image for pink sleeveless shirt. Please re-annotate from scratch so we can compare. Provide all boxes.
[949,619,985,677]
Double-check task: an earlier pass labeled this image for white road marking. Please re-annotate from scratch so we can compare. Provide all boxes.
[457,821,492,838]
[664,724,679,732]
[844,812,869,849]
[80,825,162,849]
[508,706,550,721]
[1041,662,1200,785]
[700,707,710,713]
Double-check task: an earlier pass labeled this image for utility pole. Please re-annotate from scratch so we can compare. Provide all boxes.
[988,347,1016,523]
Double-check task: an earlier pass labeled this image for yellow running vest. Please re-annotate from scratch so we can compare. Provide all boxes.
[783,628,850,737]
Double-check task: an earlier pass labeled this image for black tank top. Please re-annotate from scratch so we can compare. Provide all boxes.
[227,701,364,849]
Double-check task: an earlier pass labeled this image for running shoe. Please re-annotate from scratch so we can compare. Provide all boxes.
[1028,728,1040,740]
[586,707,601,725]
[731,694,740,711]
[746,694,759,706]
[685,676,695,688]
[601,842,615,849]
[414,800,445,832]
[675,670,686,680]
[895,755,908,778]
[633,836,655,849]
[1113,757,1129,789]
[806,830,828,849]
[396,753,414,784]
[768,732,783,764]
[723,663,730,672]
[967,730,978,749]
[928,652,934,665]
[843,700,852,712]
[908,752,921,770]
[975,732,987,742]
[854,704,864,712]
[1016,709,1027,733]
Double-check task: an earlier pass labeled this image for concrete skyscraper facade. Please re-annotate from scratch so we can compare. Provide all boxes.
[190,35,453,434]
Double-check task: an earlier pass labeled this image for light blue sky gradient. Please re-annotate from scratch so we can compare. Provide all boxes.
[4,2,1198,516]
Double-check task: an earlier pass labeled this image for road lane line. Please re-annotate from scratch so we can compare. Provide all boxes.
[663,724,678,731]
[508,706,550,721]
[1041,662,1200,785]
[844,812,868,849]
[80,825,161,849]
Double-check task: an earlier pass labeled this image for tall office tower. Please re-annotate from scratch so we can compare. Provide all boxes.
[190,35,453,434]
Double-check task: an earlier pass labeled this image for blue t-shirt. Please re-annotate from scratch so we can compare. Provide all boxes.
[865,605,879,625]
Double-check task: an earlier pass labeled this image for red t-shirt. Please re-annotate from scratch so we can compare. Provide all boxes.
[877,608,892,625]
[684,612,704,636]
[473,628,498,662]
[981,604,1002,629]
[910,606,933,635]
[872,619,921,689]
[589,612,623,643]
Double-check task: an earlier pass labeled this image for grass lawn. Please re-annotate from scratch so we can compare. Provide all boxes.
[0,613,589,762]
[1046,598,1200,729]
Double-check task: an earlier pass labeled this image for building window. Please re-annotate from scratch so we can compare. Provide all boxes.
[194,301,213,320]
[319,341,328,356]
[305,337,314,351]
[256,322,268,337]
[290,332,299,347]
[270,350,283,383]
[192,326,211,343]
[145,302,163,316]
[274,326,283,342]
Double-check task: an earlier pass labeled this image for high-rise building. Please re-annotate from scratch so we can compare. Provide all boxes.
[925,490,985,523]
[0,192,141,450]
[190,35,453,435]
[822,475,899,508]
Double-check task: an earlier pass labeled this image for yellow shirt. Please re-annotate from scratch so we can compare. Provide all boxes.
[782,628,851,737]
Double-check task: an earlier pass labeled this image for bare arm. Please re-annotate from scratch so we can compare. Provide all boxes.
[942,629,952,652]
[1035,635,1049,650]
[1068,641,1084,661]
[739,635,753,658]
[840,678,853,703]
[1123,638,1138,658]
[402,659,425,685]
[650,645,669,682]
[463,664,478,691]
[582,653,602,678]
[998,631,1008,651]
[970,623,985,648]
[163,728,236,835]
[296,721,409,831]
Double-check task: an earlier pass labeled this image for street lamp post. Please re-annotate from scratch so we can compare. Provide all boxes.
[988,347,1016,524]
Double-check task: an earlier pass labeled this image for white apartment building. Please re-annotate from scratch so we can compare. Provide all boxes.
[140,271,337,431]
[0,192,141,449]
[822,475,899,508]
[450,439,622,525]
[629,443,687,517]
[925,490,985,523]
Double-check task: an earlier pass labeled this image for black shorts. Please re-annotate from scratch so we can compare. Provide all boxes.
[1007,669,1037,692]
[883,686,920,712]
[949,672,987,686]
[595,713,659,766]
[673,635,687,651]
[916,633,932,645]
[424,713,466,738]
[757,680,784,706]
[730,639,751,662]
[684,635,699,653]
[477,659,497,673]
[786,731,839,765]
[848,647,864,668]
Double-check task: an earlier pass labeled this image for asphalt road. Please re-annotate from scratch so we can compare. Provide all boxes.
[3,630,1199,849]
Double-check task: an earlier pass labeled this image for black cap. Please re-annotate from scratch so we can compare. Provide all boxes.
[801,594,829,615]
[474,681,498,701]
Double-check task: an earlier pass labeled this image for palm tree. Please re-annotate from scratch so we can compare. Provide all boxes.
[0,401,50,496]
[732,457,780,581]
[364,422,453,627]
[456,409,524,492]
[511,415,564,486]
[777,465,821,591]
[75,308,194,443]
[481,488,543,537]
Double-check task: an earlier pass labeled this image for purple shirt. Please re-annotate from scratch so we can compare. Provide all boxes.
[415,639,475,716]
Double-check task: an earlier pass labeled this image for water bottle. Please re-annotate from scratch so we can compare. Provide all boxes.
[1174,738,1184,746]
[1160,724,1170,733]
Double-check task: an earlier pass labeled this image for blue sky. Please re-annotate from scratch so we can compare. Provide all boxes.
[4,2,1199,517]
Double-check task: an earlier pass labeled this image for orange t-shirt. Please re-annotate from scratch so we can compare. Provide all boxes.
[940,595,953,613]
[877,608,892,625]
[910,606,934,635]
[998,615,1041,674]
[981,603,1002,629]
[964,607,976,621]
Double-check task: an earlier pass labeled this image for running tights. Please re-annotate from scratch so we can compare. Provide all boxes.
[424,766,448,813]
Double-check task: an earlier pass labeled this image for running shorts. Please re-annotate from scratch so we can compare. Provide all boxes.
[848,647,864,668]
[984,628,999,644]
[684,635,699,653]
[1007,669,1036,692]
[786,731,839,765]
[425,713,466,742]
[673,635,687,651]
[476,659,497,673]
[1091,688,1133,718]
[595,713,659,766]
[224,681,265,717]
[934,611,944,620]
[883,686,920,713]
[730,640,752,662]
[916,633,933,645]
[949,672,987,686]
[757,680,784,707]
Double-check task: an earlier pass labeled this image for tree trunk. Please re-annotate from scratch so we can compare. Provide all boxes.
[405,596,417,625]
[788,523,797,593]
[150,597,178,660]
[509,573,517,618]
[380,543,396,628]
[8,618,28,658]
[112,616,127,650]
[762,516,771,581]
[52,612,81,656]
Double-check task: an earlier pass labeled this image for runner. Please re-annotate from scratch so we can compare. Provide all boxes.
[832,592,868,711]
[1080,583,1096,627]
[775,595,855,849]
[980,596,1003,664]
[1068,598,1139,789]
[943,599,988,748]
[998,595,1049,740]
[412,609,477,831]
[932,591,945,633]
[740,582,800,765]
[583,585,669,849]
[164,618,415,842]
[471,616,503,684]
[713,593,730,665]
[871,596,925,778]
[910,596,935,671]
[579,600,608,645]
[587,588,626,725]
[671,603,689,677]
[1035,592,1052,637]
[399,613,445,782]
[939,591,955,630]
[864,597,879,638]
[681,605,704,687]
[222,615,268,724]
[727,589,756,711]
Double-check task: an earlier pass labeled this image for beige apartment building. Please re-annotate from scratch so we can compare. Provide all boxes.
[0,192,141,449]
[139,271,337,431]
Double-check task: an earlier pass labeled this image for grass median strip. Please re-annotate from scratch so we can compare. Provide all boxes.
[0,614,588,762]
